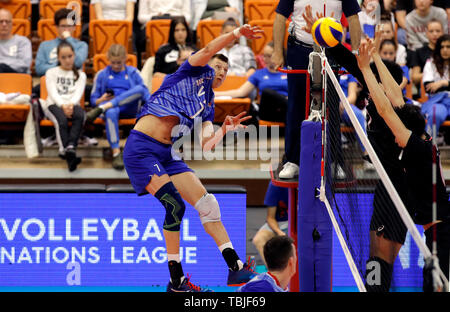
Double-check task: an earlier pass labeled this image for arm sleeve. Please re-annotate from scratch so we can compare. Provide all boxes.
[244,47,256,70]
[422,60,434,84]
[275,0,294,18]
[67,38,88,69]
[35,44,54,77]
[45,70,66,106]
[153,47,166,73]
[72,72,87,105]
[90,71,103,107]
[342,0,361,17]
[16,37,32,72]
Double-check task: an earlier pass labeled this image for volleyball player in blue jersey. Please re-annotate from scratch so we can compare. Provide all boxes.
[123,24,263,292]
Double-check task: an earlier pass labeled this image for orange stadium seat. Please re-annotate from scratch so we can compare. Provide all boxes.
[248,19,289,56]
[244,0,278,22]
[0,73,32,123]
[93,54,138,73]
[40,0,82,20]
[213,75,251,123]
[12,18,30,37]
[145,19,171,57]
[0,0,31,19]
[196,20,224,49]
[37,18,81,41]
[89,20,132,55]
[89,3,96,21]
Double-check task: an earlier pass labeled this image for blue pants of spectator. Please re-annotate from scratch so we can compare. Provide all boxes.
[341,104,367,153]
[421,92,450,134]
[101,85,148,149]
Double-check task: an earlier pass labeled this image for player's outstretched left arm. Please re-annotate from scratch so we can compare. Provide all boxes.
[201,112,252,152]
[357,42,411,148]
[188,25,263,67]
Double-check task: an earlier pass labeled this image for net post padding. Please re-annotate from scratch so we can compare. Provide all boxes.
[298,121,333,292]
[322,55,449,290]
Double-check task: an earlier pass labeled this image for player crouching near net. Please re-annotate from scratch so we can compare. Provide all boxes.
[123,24,263,292]
[357,37,450,292]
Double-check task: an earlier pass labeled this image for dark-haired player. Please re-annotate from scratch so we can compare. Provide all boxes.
[357,35,450,292]
[123,24,263,292]
[237,236,297,292]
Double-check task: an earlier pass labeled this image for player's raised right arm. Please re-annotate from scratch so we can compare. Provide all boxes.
[188,25,263,67]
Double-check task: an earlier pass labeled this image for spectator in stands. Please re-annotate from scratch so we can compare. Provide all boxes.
[92,0,136,21]
[0,9,32,73]
[395,0,414,46]
[251,182,288,267]
[237,235,296,292]
[405,0,448,52]
[410,19,444,89]
[420,34,450,135]
[215,41,286,123]
[35,8,88,77]
[378,39,409,93]
[191,0,242,32]
[358,0,381,38]
[138,0,191,26]
[87,44,151,170]
[153,16,196,78]
[218,18,256,77]
[42,40,86,172]
[379,19,407,66]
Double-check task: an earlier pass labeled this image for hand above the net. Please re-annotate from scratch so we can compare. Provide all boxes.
[372,25,384,55]
[356,41,375,70]
[301,5,335,34]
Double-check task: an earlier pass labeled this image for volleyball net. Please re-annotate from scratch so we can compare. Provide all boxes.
[300,49,449,292]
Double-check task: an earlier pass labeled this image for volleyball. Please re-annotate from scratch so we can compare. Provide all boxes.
[311,17,343,48]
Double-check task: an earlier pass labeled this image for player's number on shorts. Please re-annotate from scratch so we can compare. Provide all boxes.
[154,164,161,172]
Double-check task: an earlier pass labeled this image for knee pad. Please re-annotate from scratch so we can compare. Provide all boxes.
[194,193,221,224]
[365,256,393,292]
[154,183,186,232]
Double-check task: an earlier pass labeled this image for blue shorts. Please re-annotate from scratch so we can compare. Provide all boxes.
[123,130,193,196]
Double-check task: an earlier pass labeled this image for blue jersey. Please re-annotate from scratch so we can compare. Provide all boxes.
[236,272,287,292]
[248,68,288,97]
[138,60,215,132]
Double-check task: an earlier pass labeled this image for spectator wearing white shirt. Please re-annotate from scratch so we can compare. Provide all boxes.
[92,0,136,21]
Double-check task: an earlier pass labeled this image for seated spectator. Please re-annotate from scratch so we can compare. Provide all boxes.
[252,182,288,267]
[421,34,450,135]
[92,0,136,21]
[215,42,286,123]
[35,8,88,77]
[153,16,196,78]
[218,18,256,77]
[138,0,191,26]
[191,0,242,32]
[394,0,414,46]
[378,39,409,93]
[87,44,151,170]
[358,0,380,38]
[42,41,86,172]
[410,19,444,89]
[0,8,32,73]
[236,235,297,292]
[405,0,447,52]
[379,19,407,66]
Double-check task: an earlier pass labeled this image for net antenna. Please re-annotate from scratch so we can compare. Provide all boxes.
[318,51,450,291]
